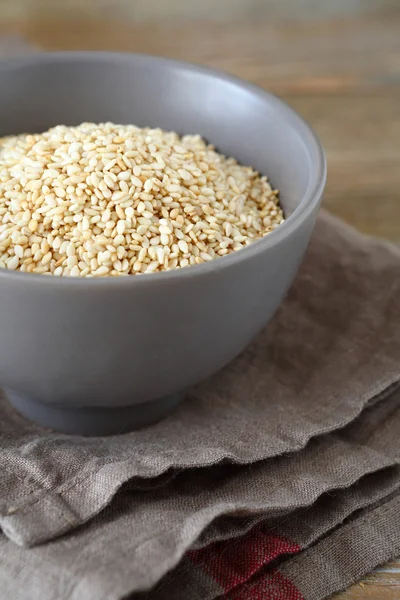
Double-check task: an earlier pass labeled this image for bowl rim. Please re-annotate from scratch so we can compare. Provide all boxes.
[0,51,327,287]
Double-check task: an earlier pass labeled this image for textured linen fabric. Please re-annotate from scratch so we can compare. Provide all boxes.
[187,491,400,600]
[138,468,400,599]
[280,493,400,600]
[0,391,399,600]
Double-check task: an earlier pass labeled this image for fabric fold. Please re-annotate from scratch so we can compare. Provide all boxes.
[138,467,400,599]
[0,390,399,599]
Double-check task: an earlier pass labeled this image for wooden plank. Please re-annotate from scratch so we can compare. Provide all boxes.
[1,0,399,23]
[284,94,400,242]
[335,560,400,599]
[5,12,400,93]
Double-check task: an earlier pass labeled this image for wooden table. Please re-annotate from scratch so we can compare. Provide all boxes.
[1,5,399,598]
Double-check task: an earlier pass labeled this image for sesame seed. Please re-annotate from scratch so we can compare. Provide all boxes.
[116,220,126,235]
[66,243,75,257]
[69,265,80,277]
[160,234,170,246]
[144,179,153,193]
[178,240,189,254]
[7,256,19,270]
[156,247,165,264]
[94,265,109,276]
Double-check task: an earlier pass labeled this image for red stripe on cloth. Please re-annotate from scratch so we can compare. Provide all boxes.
[188,527,301,593]
[228,569,304,600]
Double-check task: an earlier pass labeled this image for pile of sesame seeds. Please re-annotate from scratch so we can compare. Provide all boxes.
[0,122,284,277]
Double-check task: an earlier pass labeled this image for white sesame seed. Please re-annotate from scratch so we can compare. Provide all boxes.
[42,252,52,265]
[160,234,170,246]
[103,159,116,171]
[112,190,129,203]
[146,261,159,273]
[67,255,78,269]
[144,179,153,193]
[138,247,147,262]
[94,265,109,276]
[131,176,143,188]
[166,184,181,193]
[28,219,38,232]
[113,234,124,246]
[178,169,191,181]
[7,255,19,270]
[156,247,165,264]
[91,173,100,187]
[136,201,145,214]
[137,225,148,236]
[116,220,126,235]
[116,246,125,260]
[14,245,24,258]
[178,240,189,254]
[69,265,80,277]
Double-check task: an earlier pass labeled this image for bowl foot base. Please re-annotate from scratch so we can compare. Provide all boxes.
[5,389,184,436]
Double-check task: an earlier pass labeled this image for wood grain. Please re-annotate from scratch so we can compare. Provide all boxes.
[1,0,399,23]
[1,8,399,598]
[336,560,400,599]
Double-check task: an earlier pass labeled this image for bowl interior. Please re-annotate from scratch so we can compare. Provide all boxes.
[0,53,322,218]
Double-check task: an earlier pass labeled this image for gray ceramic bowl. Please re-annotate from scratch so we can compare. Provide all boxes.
[0,52,326,435]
